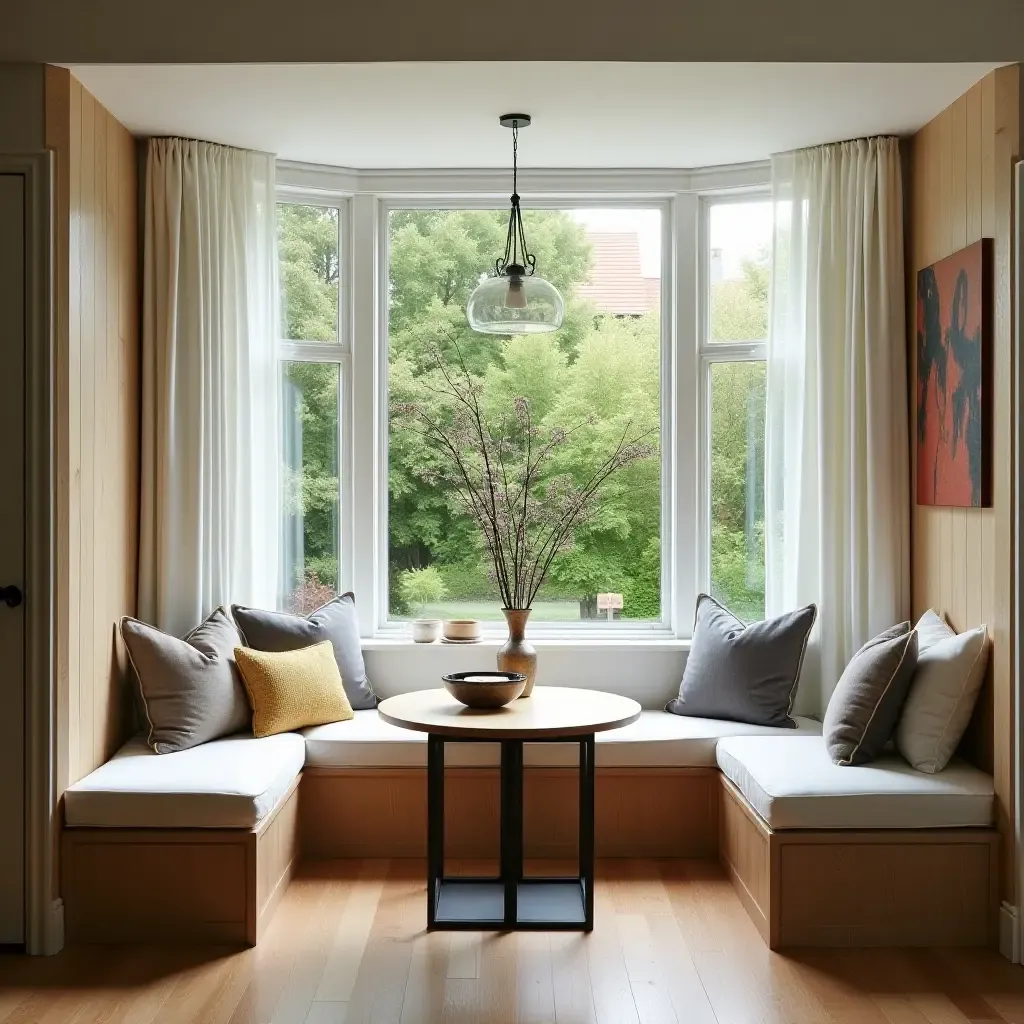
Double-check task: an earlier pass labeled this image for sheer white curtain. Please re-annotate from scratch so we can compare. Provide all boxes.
[139,138,279,637]
[766,137,909,713]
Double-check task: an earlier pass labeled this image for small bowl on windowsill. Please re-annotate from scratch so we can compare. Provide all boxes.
[411,618,442,643]
[443,619,481,642]
[442,671,527,709]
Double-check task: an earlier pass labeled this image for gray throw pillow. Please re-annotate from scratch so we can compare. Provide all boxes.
[231,593,377,710]
[120,607,252,754]
[666,594,816,728]
[823,623,919,766]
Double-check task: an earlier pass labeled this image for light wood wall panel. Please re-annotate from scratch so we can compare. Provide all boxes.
[45,66,140,789]
[907,65,1021,901]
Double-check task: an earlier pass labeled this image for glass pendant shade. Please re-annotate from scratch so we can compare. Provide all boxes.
[467,113,565,335]
[467,271,565,334]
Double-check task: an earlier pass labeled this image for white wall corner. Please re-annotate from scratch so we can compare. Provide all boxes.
[1000,901,1020,962]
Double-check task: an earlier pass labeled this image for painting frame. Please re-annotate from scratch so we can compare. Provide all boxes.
[915,238,993,508]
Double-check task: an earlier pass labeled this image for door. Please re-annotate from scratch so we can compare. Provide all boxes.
[0,172,26,945]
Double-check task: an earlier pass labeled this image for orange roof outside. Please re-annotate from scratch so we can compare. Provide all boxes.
[577,232,659,316]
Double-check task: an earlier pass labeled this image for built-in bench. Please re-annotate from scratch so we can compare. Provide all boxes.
[61,708,998,949]
[717,736,998,948]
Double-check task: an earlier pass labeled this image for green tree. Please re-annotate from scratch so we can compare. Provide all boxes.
[278,205,339,342]
[542,314,661,616]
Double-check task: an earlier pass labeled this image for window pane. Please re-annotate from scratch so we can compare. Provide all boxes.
[277,204,339,343]
[708,201,772,343]
[282,361,340,613]
[709,361,766,621]
[387,208,662,624]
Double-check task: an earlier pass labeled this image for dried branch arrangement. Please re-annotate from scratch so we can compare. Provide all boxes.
[393,336,656,610]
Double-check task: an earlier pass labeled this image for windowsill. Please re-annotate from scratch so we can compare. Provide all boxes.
[362,635,692,652]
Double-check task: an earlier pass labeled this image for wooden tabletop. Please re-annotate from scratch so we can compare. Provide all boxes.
[377,686,641,739]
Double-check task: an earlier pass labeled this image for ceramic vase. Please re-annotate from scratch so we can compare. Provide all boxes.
[496,608,537,697]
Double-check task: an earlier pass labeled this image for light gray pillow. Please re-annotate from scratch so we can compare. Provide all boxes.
[231,593,377,710]
[666,594,816,728]
[896,610,989,773]
[823,623,919,766]
[120,607,252,754]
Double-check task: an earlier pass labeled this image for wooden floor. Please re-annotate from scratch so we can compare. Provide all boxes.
[4,859,1024,1023]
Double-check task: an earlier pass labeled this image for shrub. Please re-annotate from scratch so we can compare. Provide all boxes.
[398,565,449,616]
[287,571,336,615]
[622,537,661,619]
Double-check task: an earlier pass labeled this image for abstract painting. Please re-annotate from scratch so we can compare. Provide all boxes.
[916,239,991,507]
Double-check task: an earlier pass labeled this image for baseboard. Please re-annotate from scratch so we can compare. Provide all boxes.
[1000,902,1019,962]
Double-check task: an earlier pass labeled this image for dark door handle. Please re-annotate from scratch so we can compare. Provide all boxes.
[0,586,22,608]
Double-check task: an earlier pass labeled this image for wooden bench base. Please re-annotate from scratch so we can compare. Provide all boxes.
[299,766,720,859]
[719,775,1000,949]
[61,778,299,945]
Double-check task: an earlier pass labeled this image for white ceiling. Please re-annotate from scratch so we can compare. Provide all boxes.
[69,62,999,170]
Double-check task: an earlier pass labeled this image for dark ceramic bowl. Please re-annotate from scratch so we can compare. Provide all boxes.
[441,671,527,709]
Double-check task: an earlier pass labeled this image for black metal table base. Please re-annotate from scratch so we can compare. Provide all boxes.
[427,733,595,931]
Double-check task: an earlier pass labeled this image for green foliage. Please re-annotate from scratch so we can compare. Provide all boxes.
[276,203,770,624]
[277,205,339,342]
[436,560,492,601]
[283,361,339,594]
[623,537,661,619]
[711,254,769,342]
[398,566,449,615]
[707,356,767,622]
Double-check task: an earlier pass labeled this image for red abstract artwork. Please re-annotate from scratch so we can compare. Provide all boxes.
[916,239,991,507]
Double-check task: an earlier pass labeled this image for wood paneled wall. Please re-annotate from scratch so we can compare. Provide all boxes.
[45,67,140,789]
[907,65,1021,900]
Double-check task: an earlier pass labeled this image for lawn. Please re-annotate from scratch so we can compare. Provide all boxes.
[396,599,582,623]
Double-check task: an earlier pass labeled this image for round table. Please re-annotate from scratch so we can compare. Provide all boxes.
[378,686,641,932]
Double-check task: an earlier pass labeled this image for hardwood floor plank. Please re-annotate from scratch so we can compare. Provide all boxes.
[312,861,387,1004]
[586,867,640,1024]
[271,869,357,1024]
[615,914,678,1023]
[550,932,598,1024]
[305,1003,349,1024]
[515,931,555,1024]
[645,911,717,1024]
[400,928,450,1024]
[340,860,421,1024]
[446,933,482,981]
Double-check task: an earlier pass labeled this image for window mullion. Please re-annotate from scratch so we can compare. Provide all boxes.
[673,192,700,638]
[350,193,380,636]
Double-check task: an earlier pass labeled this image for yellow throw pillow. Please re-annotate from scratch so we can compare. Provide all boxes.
[234,641,353,737]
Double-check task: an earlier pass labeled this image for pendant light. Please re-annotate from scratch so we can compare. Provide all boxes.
[467,114,565,334]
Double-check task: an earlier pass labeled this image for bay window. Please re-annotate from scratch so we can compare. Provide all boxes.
[274,168,770,639]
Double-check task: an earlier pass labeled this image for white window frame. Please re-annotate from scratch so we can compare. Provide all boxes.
[697,190,772,605]
[276,163,771,641]
[275,187,352,610]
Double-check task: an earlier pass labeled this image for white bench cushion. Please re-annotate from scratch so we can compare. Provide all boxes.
[716,735,994,830]
[302,709,822,769]
[64,732,306,829]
